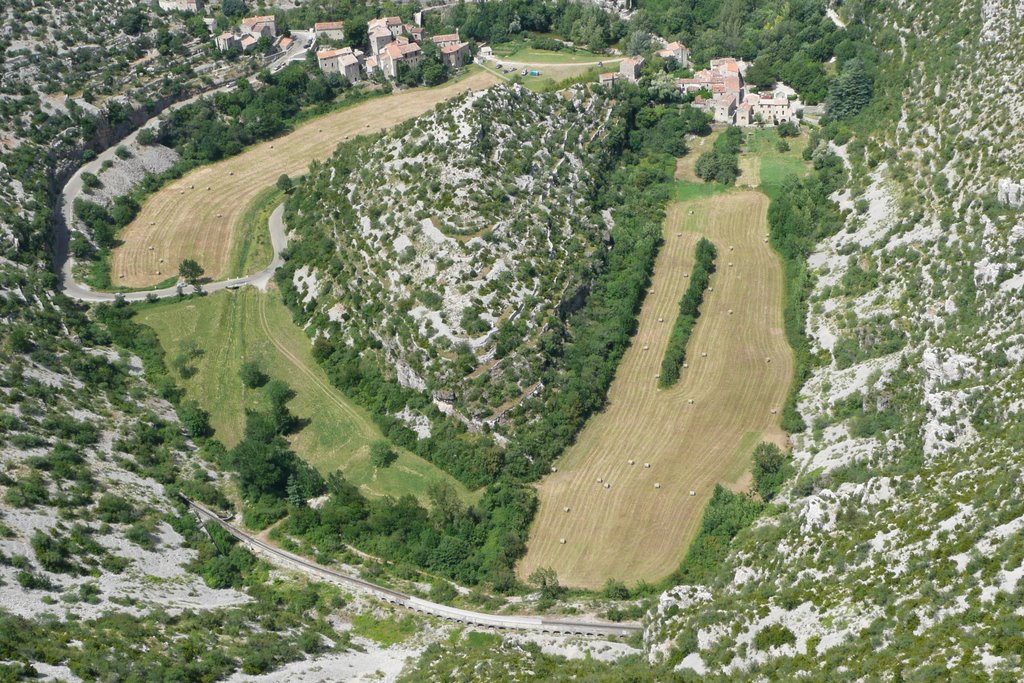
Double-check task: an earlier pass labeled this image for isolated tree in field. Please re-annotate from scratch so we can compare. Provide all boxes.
[752,442,790,501]
[370,440,398,468]
[178,258,204,284]
[239,360,268,388]
[276,174,292,193]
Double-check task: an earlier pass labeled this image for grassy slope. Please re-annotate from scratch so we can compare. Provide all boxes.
[135,287,478,506]
[226,186,280,278]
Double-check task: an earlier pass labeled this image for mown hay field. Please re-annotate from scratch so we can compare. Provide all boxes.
[111,70,499,288]
[518,190,793,589]
[136,287,478,506]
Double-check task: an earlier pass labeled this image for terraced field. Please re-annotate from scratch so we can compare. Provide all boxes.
[111,70,499,288]
[519,190,793,589]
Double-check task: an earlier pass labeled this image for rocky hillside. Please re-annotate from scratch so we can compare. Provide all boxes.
[644,0,1024,677]
[282,84,614,427]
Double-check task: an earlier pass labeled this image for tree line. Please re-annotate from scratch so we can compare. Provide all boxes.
[659,237,716,387]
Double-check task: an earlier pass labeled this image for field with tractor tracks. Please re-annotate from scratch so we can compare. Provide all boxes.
[110,70,498,288]
[519,182,795,589]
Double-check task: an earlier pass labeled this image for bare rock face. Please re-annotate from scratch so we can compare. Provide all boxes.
[997,178,1023,207]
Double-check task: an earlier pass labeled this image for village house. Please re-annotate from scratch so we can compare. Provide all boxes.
[431,33,461,49]
[214,32,239,51]
[275,35,293,52]
[368,16,404,39]
[314,21,345,41]
[597,71,620,87]
[369,25,394,56]
[241,15,276,38]
[317,47,363,82]
[655,41,689,67]
[158,0,202,12]
[406,25,426,43]
[239,34,259,53]
[439,42,471,69]
[619,56,644,83]
[378,40,422,78]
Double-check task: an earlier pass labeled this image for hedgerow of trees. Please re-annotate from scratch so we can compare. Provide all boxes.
[659,237,717,387]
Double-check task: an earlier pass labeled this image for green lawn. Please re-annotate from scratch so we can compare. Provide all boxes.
[135,288,478,506]
[351,612,420,646]
[674,179,730,202]
[227,186,280,278]
[489,38,609,64]
[741,128,812,199]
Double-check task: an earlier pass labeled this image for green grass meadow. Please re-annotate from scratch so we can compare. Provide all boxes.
[226,186,279,278]
[135,287,478,505]
[742,127,812,199]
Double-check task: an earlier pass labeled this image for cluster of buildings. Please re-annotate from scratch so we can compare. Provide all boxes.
[678,57,798,126]
[316,17,470,82]
[158,0,203,11]
[598,41,689,87]
[215,15,279,53]
[597,43,799,128]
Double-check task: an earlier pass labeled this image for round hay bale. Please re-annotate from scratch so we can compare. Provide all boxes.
[597,477,603,483]
[563,506,571,513]
[728,262,734,267]
[189,184,194,190]
[217,213,222,218]
[269,144,274,149]
[604,483,611,489]
[708,286,714,291]
[628,459,635,465]
[228,171,234,176]
[559,538,566,545]
[728,309,734,315]
[551,466,558,472]
[155,270,161,275]
[676,232,682,237]
[654,483,661,489]
[729,246,734,251]
[643,345,649,351]
[687,399,694,404]
[683,362,688,368]
[658,317,664,322]
[689,490,695,496]
[118,273,124,279]
[148,246,154,251]
[764,237,769,243]
[701,352,707,357]
[644,463,651,468]
[150,221,155,226]
[766,357,772,363]
[771,408,778,414]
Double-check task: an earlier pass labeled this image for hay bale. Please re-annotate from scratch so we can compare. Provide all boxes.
[551,466,558,473]
[771,408,778,414]
[604,483,611,489]
[148,246,154,251]
[658,317,664,323]
[729,246,734,251]
[701,352,707,357]
[654,483,661,489]
[683,362,688,368]
[689,490,696,496]
[628,459,635,465]
[687,399,694,404]
[597,477,603,483]
[643,345,649,351]
[708,286,714,291]
[563,506,571,513]
[644,463,651,468]
[560,538,566,544]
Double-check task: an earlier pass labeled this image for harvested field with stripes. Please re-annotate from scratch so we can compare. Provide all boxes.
[519,189,793,589]
[110,70,498,288]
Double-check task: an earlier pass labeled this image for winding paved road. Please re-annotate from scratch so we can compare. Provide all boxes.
[183,495,642,639]
[55,75,300,303]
